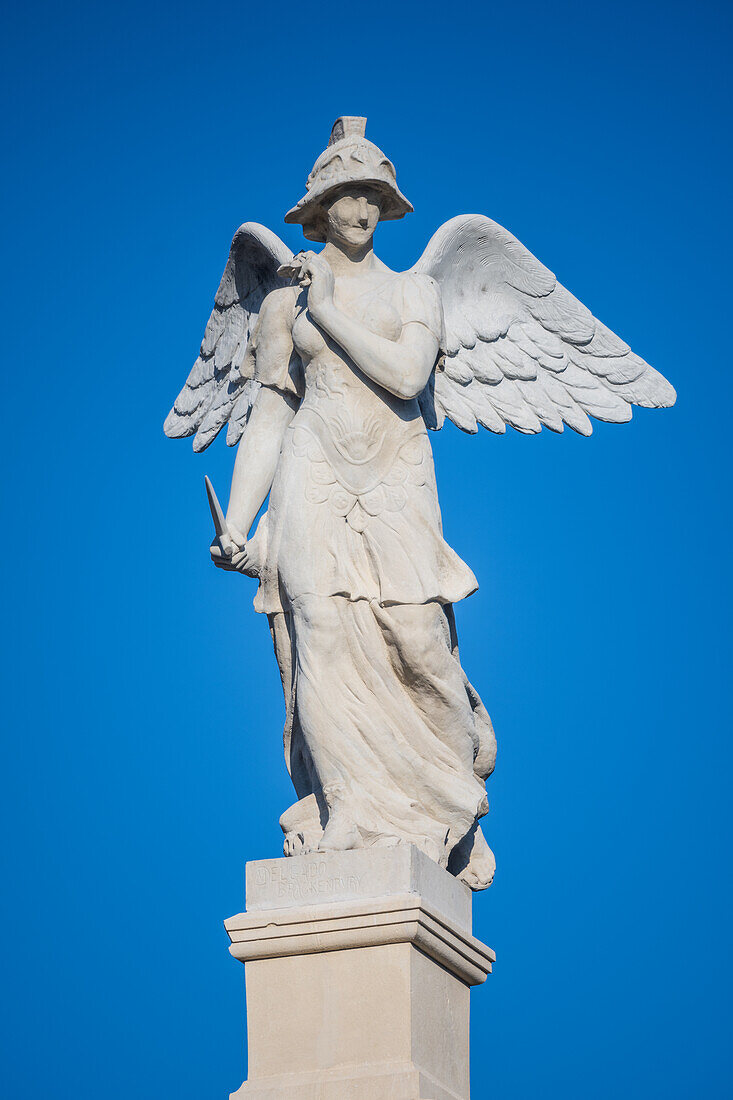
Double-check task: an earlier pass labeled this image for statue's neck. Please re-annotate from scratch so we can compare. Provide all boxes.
[321,240,377,277]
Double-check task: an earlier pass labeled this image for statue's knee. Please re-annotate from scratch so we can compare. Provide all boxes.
[385,605,446,675]
[296,597,342,660]
[390,624,440,676]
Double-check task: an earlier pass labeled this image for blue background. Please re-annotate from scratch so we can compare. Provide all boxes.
[2,1,731,1096]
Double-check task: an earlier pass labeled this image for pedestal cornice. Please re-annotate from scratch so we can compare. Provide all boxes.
[225,890,494,987]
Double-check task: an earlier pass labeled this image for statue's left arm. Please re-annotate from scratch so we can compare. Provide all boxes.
[297,253,441,400]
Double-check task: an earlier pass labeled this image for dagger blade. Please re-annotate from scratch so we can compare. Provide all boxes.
[204,475,229,541]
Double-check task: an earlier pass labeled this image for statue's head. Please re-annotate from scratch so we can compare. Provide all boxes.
[284,116,413,244]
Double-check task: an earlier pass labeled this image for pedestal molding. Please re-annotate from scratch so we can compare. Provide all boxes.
[225,891,494,987]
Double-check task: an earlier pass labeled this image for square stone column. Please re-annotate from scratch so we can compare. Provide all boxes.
[224,845,494,1100]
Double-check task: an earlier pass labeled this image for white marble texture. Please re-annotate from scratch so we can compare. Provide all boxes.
[165,117,676,890]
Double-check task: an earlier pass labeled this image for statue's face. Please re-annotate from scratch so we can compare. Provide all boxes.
[324,185,382,248]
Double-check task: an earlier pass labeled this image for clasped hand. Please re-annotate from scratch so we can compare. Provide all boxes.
[210,523,256,576]
[279,251,334,324]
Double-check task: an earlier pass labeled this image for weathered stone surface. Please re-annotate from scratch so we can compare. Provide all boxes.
[166,115,675,893]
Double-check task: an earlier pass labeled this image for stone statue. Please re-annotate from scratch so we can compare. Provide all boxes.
[165,116,675,892]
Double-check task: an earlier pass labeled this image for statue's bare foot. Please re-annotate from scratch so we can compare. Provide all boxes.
[283,830,317,856]
[318,811,362,852]
[280,795,323,857]
[457,827,496,891]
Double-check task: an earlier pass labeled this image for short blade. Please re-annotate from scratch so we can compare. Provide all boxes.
[204,475,229,540]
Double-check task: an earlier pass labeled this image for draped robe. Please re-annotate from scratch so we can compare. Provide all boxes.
[248,271,495,866]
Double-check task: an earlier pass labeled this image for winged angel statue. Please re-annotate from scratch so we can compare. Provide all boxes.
[165,117,675,890]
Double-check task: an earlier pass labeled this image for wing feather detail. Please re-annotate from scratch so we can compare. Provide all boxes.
[411,215,675,436]
[164,223,293,451]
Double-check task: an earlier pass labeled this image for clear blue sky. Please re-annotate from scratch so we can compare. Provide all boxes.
[2,1,731,1097]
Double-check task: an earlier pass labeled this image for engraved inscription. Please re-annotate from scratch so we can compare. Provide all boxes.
[253,860,364,902]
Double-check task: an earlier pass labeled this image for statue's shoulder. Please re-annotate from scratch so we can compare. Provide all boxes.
[256,284,300,338]
[261,283,300,316]
[395,269,443,330]
[399,269,440,293]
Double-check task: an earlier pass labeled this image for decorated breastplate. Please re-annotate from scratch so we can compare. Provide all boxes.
[289,410,430,530]
[292,403,424,497]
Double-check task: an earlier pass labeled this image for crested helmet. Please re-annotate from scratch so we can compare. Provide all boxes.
[284,116,413,242]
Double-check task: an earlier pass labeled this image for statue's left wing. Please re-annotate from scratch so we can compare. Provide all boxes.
[164,223,293,451]
[412,215,676,435]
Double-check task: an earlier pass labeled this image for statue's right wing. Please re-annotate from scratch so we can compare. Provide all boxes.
[164,223,293,452]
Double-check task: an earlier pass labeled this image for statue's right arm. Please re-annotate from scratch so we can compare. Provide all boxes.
[225,385,298,538]
[225,288,300,538]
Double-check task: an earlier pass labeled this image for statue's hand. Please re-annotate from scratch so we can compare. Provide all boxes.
[289,251,335,324]
[210,523,253,574]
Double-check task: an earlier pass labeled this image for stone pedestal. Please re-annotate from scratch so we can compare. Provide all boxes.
[224,845,494,1100]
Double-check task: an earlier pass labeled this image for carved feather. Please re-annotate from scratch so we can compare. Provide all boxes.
[164,223,293,451]
[411,214,676,436]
